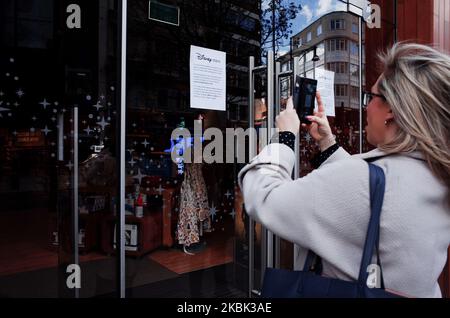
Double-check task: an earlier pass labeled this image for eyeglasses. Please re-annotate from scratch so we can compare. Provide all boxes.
[362,91,386,108]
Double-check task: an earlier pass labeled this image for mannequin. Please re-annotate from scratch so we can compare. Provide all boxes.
[176,114,211,254]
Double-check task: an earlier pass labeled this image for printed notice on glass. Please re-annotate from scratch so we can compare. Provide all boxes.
[190,45,226,111]
[315,68,335,117]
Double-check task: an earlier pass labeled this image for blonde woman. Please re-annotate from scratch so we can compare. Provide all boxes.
[238,43,450,297]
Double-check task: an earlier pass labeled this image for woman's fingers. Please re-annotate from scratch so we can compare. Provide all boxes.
[286,96,294,110]
[307,115,326,126]
[316,91,325,114]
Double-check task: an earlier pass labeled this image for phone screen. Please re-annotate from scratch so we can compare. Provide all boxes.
[293,76,317,124]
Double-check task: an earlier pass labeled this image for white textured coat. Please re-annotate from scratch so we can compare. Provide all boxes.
[238,144,450,298]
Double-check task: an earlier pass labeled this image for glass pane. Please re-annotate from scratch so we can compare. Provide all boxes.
[123,0,261,297]
[293,9,366,185]
[0,0,119,298]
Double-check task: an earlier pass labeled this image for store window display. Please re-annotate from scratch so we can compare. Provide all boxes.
[176,162,211,254]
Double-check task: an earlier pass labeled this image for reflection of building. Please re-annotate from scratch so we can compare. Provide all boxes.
[128,0,261,124]
[279,11,366,110]
[278,11,367,156]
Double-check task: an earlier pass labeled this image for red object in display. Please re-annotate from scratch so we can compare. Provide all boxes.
[101,209,162,257]
[100,185,180,255]
[136,194,144,206]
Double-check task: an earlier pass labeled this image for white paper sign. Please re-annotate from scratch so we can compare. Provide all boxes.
[190,45,226,111]
[315,68,335,117]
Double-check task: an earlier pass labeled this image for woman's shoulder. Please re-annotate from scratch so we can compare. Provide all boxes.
[353,148,425,162]
[309,153,371,187]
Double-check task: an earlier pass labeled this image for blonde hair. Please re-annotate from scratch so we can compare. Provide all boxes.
[377,42,450,206]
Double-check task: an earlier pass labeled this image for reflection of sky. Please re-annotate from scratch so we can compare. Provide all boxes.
[275,0,348,53]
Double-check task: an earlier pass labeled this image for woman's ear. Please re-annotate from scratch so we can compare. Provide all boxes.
[386,109,395,121]
[384,108,395,126]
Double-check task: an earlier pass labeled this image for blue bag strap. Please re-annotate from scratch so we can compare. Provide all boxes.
[357,163,386,285]
[303,251,314,271]
[302,162,386,287]
[303,250,317,271]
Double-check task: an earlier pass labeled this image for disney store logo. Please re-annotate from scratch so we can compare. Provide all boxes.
[196,53,220,63]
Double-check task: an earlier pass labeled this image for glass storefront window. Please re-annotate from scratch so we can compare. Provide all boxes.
[0,0,120,298]
[1,0,417,299]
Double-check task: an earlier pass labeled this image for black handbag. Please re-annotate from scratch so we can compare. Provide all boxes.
[261,163,403,298]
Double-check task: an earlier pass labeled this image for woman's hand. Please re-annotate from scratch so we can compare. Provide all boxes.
[301,91,335,151]
[276,97,300,135]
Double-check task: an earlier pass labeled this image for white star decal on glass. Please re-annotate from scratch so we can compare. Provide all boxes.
[16,89,24,98]
[65,161,74,170]
[84,126,93,135]
[39,99,50,110]
[41,126,52,136]
[209,204,218,221]
[156,184,164,195]
[93,101,103,111]
[224,190,232,199]
[141,139,149,148]
[132,168,146,185]
[128,158,136,167]
[16,88,25,98]
[96,117,110,130]
[305,133,312,143]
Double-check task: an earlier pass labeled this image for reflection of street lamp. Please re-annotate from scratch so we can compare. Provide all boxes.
[297,45,320,76]
[312,46,320,62]
[289,37,320,69]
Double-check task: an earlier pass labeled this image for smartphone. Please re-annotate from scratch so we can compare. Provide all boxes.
[293,76,317,125]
